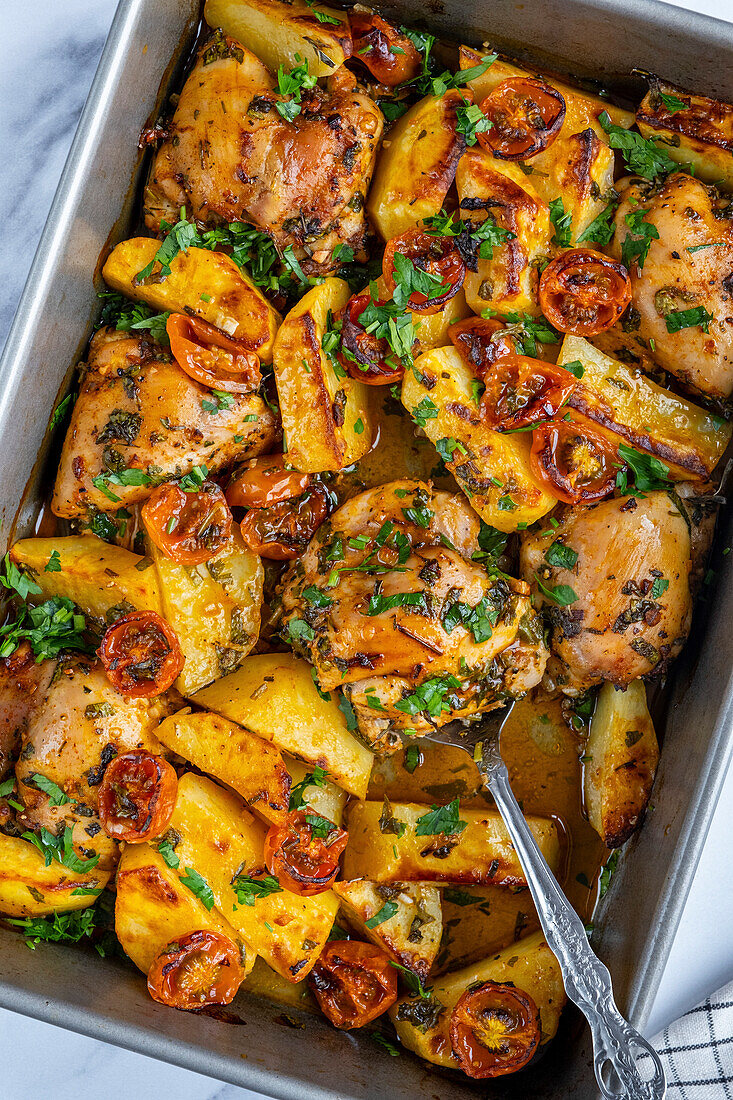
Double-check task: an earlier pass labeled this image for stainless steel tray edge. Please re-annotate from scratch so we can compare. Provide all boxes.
[1,0,732,1096]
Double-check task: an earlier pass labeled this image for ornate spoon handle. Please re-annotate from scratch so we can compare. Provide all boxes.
[476,741,666,1099]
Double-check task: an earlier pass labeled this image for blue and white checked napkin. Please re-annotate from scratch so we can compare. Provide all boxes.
[652,980,733,1098]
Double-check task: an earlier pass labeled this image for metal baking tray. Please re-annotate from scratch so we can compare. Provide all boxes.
[1,0,733,1096]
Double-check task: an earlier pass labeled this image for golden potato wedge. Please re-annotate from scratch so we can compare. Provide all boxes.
[637,83,733,190]
[436,884,539,973]
[0,833,111,919]
[115,842,253,977]
[456,148,550,316]
[168,772,338,981]
[342,800,560,887]
[155,709,289,825]
[192,653,373,798]
[242,956,316,1011]
[334,879,442,981]
[561,335,731,479]
[102,239,280,359]
[390,931,566,1068]
[402,346,555,531]
[584,679,659,848]
[148,526,263,697]
[368,91,468,242]
[9,535,162,627]
[204,0,351,79]
[286,756,347,825]
[273,277,374,473]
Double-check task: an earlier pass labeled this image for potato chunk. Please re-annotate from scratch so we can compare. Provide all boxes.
[115,843,252,976]
[286,757,347,824]
[584,680,659,848]
[147,527,263,696]
[334,879,442,981]
[342,800,560,887]
[637,83,733,189]
[204,0,351,78]
[192,653,373,798]
[390,932,566,1068]
[167,772,338,981]
[102,239,280,358]
[155,708,289,824]
[402,346,555,531]
[273,277,374,472]
[0,833,111,919]
[368,91,468,242]
[9,535,162,627]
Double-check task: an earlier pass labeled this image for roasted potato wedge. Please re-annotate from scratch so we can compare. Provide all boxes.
[167,772,338,981]
[390,931,566,1068]
[192,653,373,798]
[9,535,162,627]
[115,842,252,976]
[147,527,263,696]
[637,83,733,189]
[584,679,659,848]
[368,91,468,242]
[437,884,540,973]
[334,879,442,981]
[204,0,351,79]
[0,833,111,919]
[560,335,732,480]
[242,956,315,1011]
[102,239,280,358]
[155,708,289,825]
[343,800,560,887]
[273,277,374,473]
[402,346,555,531]
[286,756,347,824]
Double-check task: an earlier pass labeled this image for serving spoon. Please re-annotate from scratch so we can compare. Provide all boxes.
[426,704,666,1099]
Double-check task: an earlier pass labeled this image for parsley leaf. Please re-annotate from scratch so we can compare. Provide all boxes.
[617,443,672,493]
[289,766,328,811]
[275,58,318,121]
[650,576,669,599]
[367,590,427,616]
[436,437,467,462]
[23,826,100,874]
[414,797,467,837]
[410,396,439,428]
[7,907,100,951]
[455,100,492,146]
[365,901,399,928]
[232,873,283,906]
[0,592,90,663]
[480,308,558,357]
[534,574,578,606]
[394,674,462,719]
[621,209,660,272]
[29,773,70,807]
[179,866,215,910]
[135,208,199,282]
[404,745,421,774]
[157,836,180,869]
[664,306,714,334]
[577,195,619,247]
[544,541,578,570]
[303,0,341,23]
[549,197,573,248]
[599,112,678,180]
[659,91,688,113]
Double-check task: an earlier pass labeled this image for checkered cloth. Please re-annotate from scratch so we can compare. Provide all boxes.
[651,980,733,1098]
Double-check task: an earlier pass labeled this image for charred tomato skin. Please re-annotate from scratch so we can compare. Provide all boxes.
[539,248,632,336]
[530,412,619,503]
[98,610,184,698]
[147,929,245,1009]
[480,353,577,431]
[142,481,232,565]
[478,78,566,160]
[264,809,348,895]
[98,750,178,842]
[349,12,422,86]
[309,940,398,1029]
[167,313,260,393]
[449,980,542,1079]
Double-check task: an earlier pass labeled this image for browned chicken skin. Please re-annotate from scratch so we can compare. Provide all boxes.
[145,36,383,268]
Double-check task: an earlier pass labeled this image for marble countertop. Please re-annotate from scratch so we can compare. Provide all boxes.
[1,0,732,1096]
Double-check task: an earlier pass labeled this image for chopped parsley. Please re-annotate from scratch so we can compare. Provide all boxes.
[44,550,61,573]
[440,594,503,643]
[577,196,619,247]
[410,396,439,428]
[303,0,341,23]
[535,574,578,606]
[394,674,462,719]
[7,907,101,952]
[599,849,620,898]
[664,306,714,334]
[544,541,578,570]
[480,308,558,357]
[289,766,328,811]
[414,797,467,837]
[366,901,399,928]
[621,209,660,272]
[599,112,678,180]
[201,390,235,414]
[367,590,427,616]
[232,873,283,906]
[23,826,100,874]
[436,437,467,462]
[157,836,180,869]
[616,443,672,493]
[549,197,573,248]
[455,100,492,146]
[275,57,318,121]
[659,91,688,113]
[179,866,215,910]
[404,745,421,774]
[178,464,208,492]
[650,576,669,599]
[28,773,70,807]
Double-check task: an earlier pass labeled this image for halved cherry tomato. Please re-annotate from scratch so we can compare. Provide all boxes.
[382,229,466,314]
[239,483,331,560]
[167,313,260,393]
[530,412,619,504]
[337,293,403,385]
[539,248,632,336]
[449,317,519,376]
[147,930,245,1010]
[449,981,541,1079]
[264,809,348,895]
[142,481,232,565]
[480,354,577,431]
[98,610,184,697]
[309,940,398,1029]
[98,750,178,842]
[226,454,312,509]
[349,13,422,86]
[478,78,566,160]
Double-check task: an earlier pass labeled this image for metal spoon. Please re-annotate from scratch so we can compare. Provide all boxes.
[427,704,666,1099]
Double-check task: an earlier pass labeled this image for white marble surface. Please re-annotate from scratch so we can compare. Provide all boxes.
[1,0,733,1096]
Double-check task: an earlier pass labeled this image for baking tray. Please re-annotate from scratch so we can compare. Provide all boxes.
[1,0,733,1096]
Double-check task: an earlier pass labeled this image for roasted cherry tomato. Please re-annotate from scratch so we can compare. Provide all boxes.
[147,930,245,1010]
[142,481,232,565]
[226,454,313,509]
[382,229,466,314]
[539,248,632,336]
[98,610,184,697]
[480,354,577,431]
[239,483,331,560]
[264,809,348,895]
[309,940,398,1029]
[478,78,566,160]
[337,293,403,385]
[98,750,178,842]
[530,412,619,504]
[449,981,541,1079]
[349,12,422,86]
[449,317,519,376]
[167,313,260,393]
